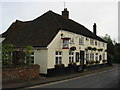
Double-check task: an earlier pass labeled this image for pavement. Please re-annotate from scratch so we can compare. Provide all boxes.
[2,64,119,89]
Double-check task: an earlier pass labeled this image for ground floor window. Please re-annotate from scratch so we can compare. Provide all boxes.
[31,52,34,64]
[95,53,98,61]
[103,53,105,60]
[90,53,94,61]
[69,52,74,63]
[55,51,62,65]
[86,53,89,61]
[99,55,102,61]
[25,52,34,64]
[76,52,79,62]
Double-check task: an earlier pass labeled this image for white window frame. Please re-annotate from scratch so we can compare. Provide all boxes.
[103,42,105,47]
[95,53,98,61]
[90,53,94,61]
[103,53,105,60]
[70,38,74,44]
[90,53,92,61]
[92,53,94,61]
[69,52,74,63]
[79,36,84,45]
[86,53,89,61]
[90,39,94,45]
[98,41,100,47]
[55,51,62,65]
[31,52,34,64]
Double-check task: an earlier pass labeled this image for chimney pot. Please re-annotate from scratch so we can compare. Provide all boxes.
[93,23,97,35]
[62,8,69,19]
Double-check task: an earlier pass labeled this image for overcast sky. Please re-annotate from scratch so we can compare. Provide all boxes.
[0,0,119,42]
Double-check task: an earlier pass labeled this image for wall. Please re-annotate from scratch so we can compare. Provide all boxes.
[47,30,107,69]
[2,64,40,83]
[34,50,48,74]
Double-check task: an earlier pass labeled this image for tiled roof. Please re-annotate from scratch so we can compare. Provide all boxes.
[2,10,107,47]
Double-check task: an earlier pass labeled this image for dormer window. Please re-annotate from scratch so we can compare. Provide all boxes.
[61,37,70,49]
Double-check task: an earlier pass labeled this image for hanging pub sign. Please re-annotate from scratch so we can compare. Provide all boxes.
[70,46,76,51]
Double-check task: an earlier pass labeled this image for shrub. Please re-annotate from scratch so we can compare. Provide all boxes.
[96,60,100,63]
[102,60,107,63]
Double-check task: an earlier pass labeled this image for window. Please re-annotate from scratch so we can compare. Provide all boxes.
[95,53,98,61]
[70,38,74,44]
[95,41,97,46]
[98,42,100,47]
[103,53,105,60]
[90,39,94,45]
[90,54,92,61]
[31,52,34,64]
[99,55,102,61]
[92,53,94,61]
[90,53,94,61]
[79,36,84,45]
[63,40,69,49]
[25,51,34,64]
[76,52,79,62]
[69,52,74,63]
[86,53,89,61]
[103,42,105,47]
[55,51,62,65]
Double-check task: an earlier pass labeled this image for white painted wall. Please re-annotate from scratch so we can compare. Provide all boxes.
[0,37,5,43]
[34,50,48,74]
[34,30,107,74]
[47,30,107,69]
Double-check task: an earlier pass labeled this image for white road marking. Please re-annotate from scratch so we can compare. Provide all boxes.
[27,68,118,88]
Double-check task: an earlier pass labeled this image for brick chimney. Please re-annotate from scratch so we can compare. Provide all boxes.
[93,23,97,35]
[62,8,69,19]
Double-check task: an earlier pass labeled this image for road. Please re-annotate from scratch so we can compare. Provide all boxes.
[28,67,119,88]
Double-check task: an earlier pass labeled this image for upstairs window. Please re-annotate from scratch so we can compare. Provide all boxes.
[90,39,94,45]
[55,51,62,65]
[98,42,100,47]
[79,36,84,45]
[102,42,105,47]
[95,41,97,46]
[25,51,34,64]
[69,52,74,63]
[69,38,74,44]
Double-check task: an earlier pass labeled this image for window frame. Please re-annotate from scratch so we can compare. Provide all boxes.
[55,51,62,65]
[79,36,84,45]
[69,51,74,63]
[86,53,89,61]
[90,39,94,45]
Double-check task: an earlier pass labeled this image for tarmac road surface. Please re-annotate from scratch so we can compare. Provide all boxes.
[28,67,119,88]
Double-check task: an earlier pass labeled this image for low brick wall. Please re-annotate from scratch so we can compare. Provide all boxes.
[2,64,40,83]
